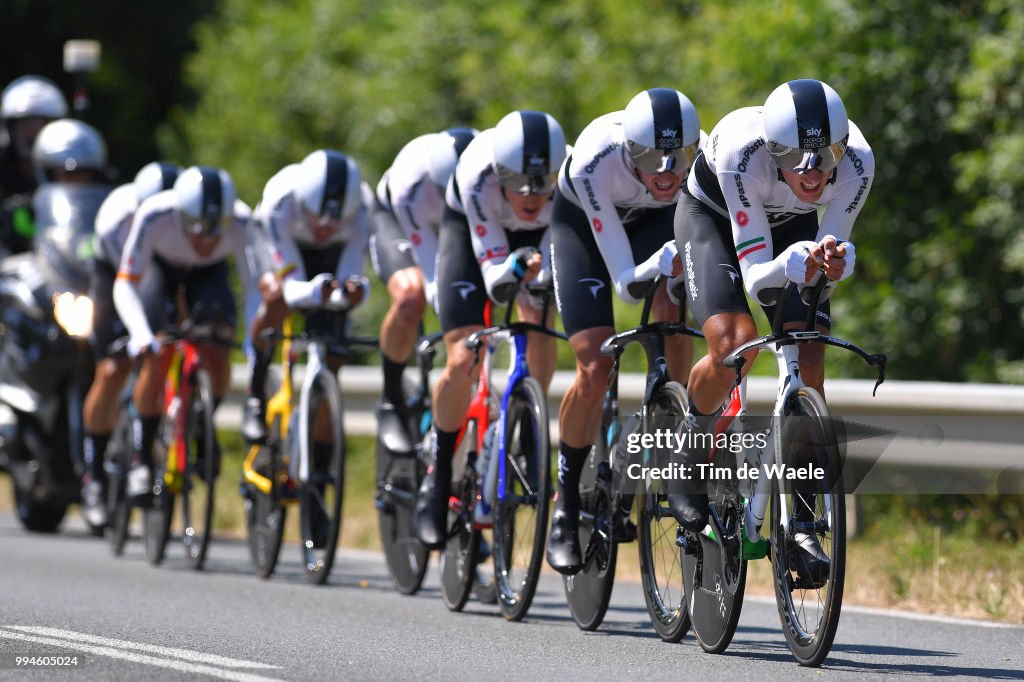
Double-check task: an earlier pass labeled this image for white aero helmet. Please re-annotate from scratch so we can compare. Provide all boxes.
[294,149,361,221]
[31,118,107,182]
[174,165,236,236]
[762,79,849,174]
[427,127,478,189]
[622,88,701,176]
[1,75,68,120]
[133,161,181,203]
[492,110,566,196]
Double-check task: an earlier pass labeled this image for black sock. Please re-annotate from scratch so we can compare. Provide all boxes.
[83,431,110,481]
[133,415,161,470]
[249,345,273,399]
[381,354,407,408]
[556,443,590,512]
[432,427,459,483]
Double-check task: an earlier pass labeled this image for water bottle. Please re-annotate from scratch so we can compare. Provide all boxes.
[474,421,500,526]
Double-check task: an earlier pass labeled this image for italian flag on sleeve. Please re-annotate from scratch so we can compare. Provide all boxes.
[736,236,766,261]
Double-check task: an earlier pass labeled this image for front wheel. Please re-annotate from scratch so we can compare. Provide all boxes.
[637,381,692,642]
[493,377,551,622]
[771,387,845,667]
[144,435,175,566]
[181,368,217,570]
[298,370,346,585]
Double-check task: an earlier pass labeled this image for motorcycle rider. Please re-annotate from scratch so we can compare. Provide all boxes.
[1,76,69,254]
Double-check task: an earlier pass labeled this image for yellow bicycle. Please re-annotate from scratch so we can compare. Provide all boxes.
[242,312,376,584]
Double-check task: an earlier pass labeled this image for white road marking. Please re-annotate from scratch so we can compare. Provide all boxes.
[0,627,284,681]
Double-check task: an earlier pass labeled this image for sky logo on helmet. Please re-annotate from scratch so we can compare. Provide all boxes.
[526,154,547,173]
[656,128,682,150]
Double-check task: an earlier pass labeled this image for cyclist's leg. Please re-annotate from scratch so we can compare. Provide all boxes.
[82,259,132,520]
[641,204,695,386]
[547,190,616,573]
[413,206,486,547]
[671,191,761,529]
[127,259,176,500]
[371,204,425,451]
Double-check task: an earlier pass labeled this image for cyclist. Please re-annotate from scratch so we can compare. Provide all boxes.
[544,88,704,574]
[80,162,181,527]
[413,110,567,548]
[113,165,256,501]
[1,76,69,254]
[240,149,370,448]
[370,128,477,453]
[673,78,874,583]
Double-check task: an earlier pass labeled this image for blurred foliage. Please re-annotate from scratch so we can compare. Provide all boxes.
[5,0,1022,382]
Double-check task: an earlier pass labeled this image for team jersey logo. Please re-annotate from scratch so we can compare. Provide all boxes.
[579,277,605,299]
[451,281,477,300]
[736,211,749,227]
[592,217,603,233]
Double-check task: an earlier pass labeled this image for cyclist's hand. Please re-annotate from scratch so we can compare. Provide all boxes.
[783,240,824,283]
[341,275,365,307]
[509,246,540,282]
[258,271,283,303]
[821,235,855,281]
[522,251,542,282]
[657,240,681,277]
[128,335,160,358]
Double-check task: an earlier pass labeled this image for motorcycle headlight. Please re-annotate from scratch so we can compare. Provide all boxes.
[53,292,93,338]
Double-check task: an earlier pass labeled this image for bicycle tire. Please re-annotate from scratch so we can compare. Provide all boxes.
[143,434,175,566]
[563,394,619,631]
[377,424,430,595]
[439,431,480,612]
[493,376,551,622]
[181,367,217,570]
[299,369,346,585]
[107,401,134,557]
[771,387,845,667]
[245,369,286,579]
[637,381,692,642]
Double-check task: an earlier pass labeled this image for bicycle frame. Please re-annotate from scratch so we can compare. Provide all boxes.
[160,340,201,494]
[465,293,567,516]
[716,278,886,543]
[242,315,296,497]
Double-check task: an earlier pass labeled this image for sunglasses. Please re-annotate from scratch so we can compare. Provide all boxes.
[766,136,848,175]
[626,141,698,176]
[495,165,557,196]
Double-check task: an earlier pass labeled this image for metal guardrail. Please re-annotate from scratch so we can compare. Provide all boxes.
[221,365,1024,473]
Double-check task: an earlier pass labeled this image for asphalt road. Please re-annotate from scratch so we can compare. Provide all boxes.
[1,512,1021,681]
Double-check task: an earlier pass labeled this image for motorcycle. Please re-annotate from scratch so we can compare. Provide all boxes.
[0,182,109,532]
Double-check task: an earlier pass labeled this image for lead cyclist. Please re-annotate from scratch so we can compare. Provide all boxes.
[672,79,876,585]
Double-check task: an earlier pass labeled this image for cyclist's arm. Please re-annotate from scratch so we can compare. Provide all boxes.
[112,209,159,351]
[329,207,371,307]
[719,171,798,305]
[816,175,873,245]
[395,197,439,289]
[464,182,519,304]
[572,174,661,304]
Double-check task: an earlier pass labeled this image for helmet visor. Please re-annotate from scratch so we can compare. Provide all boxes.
[767,136,848,175]
[495,165,556,196]
[626,141,699,177]
[182,213,222,237]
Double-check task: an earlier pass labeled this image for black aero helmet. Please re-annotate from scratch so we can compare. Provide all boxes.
[491,110,566,196]
[762,79,849,174]
[295,149,361,221]
[622,88,701,176]
[174,165,236,236]
[427,127,479,189]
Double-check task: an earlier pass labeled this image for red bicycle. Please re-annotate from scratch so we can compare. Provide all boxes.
[143,316,234,570]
